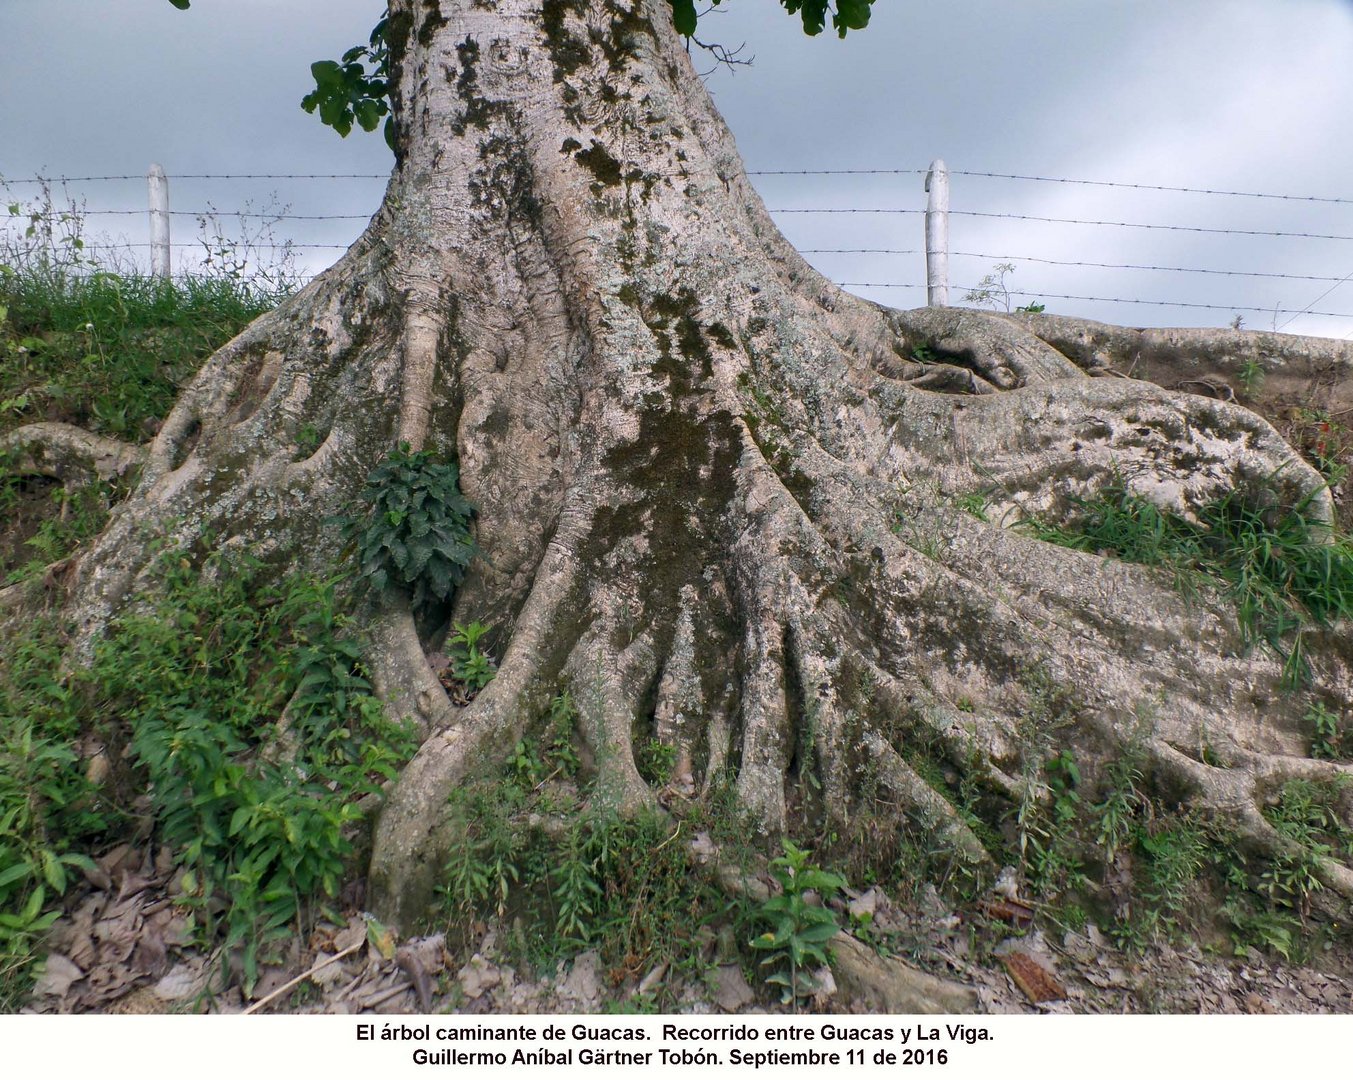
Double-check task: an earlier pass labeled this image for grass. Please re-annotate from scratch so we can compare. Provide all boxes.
[0,192,291,585]
[1024,478,1353,685]
[1,269,283,443]
[440,776,736,1005]
[436,694,756,1004]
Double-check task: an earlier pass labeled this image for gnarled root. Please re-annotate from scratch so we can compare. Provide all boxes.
[1,422,146,484]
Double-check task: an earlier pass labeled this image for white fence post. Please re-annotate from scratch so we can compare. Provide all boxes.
[925,159,949,307]
[147,163,170,278]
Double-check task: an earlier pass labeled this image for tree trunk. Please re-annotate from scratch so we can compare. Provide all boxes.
[54,0,1353,929]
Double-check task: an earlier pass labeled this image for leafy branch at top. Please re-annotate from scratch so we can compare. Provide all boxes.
[165,1,879,147]
[300,16,395,149]
[670,1,875,39]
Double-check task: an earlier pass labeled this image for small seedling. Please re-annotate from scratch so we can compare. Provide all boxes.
[636,738,677,785]
[1308,701,1346,760]
[953,489,991,522]
[1236,357,1265,396]
[446,621,496,693]
[750,839,846,1007]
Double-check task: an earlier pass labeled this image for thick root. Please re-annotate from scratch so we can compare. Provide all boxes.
[367,525,584,929]
[889,306,1086,388]
[0,422,146,484]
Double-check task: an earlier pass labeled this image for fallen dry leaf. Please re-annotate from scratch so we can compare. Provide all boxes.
[32,954,84,998]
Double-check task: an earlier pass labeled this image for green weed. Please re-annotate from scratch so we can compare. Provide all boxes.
[636,738,677,786]
[1092,750,1146,863]
[1260,778,1352,916]
[749,839,846,1008]
[952,489,991,522]
[446,621,496,693]
[1017,749,1088,897]
[1025,478,1353,686]
[543,692,581,777]
[344,442,477,612]
[1131,814,1212,941]
[1236,357,1265,397]
[99,550,414,991]
[1293,410,1350,490]
[0,468,126,585]
[1307,701,1348,760]
[441,782,528,925]
[0,546,415,999]
[0,616,118,1007]
[438,785,727,1001]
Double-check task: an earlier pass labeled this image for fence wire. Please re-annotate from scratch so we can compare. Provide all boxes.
[4,164,1351,331]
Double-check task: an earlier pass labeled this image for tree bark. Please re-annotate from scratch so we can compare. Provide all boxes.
[54,0,1353,929]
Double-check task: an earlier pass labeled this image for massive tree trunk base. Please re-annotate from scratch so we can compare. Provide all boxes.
[27,0,1351,938]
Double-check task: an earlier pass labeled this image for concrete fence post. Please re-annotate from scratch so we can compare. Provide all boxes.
[924,159,949,307]
[147,164,170,278]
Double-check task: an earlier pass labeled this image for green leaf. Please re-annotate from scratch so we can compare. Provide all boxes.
[669,0,698,36]
[0,861,33,890]
[310,60,345,89]
[167,0,191,9]
[40,850,66,894]
[834,0,874,36]
[21,885,46,923]
[795,919,840,944]
[60,853,99,875]
[354,98,384,132]
[780,0,828,36]
[228,806,252,837]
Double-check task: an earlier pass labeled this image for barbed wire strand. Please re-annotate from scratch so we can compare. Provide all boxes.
[20,238,1350,294]
[9,241,354,251]
[771,208,1353,242]
[1275,265,1353,331]
[2,173,388,183]
[6,169,1351,205]
[837,283,1353,319]
[72,209,372,221]
[801,249,1353,285]
[947,171,1353,206]
[48,205,1353,241]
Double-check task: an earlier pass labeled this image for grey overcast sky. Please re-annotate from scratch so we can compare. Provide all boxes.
[3,0,1353,338]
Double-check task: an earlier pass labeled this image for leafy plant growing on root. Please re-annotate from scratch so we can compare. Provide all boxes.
[345,443,477,612]
[1259,777,1353,917]
[1307,701,1348,760]
[446,621,496,692]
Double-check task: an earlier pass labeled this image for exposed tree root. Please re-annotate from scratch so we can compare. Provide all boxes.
[368,520,587,929]
[1016,312,1353,414]
[19,0,1346,942]
[831,932,979,1013]
[0,422,146,485]
[888,306,1086,388]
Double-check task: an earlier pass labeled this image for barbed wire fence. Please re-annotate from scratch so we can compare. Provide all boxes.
[3,164,1352,337]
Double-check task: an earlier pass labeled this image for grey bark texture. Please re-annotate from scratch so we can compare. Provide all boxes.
[32,0,1351,930]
